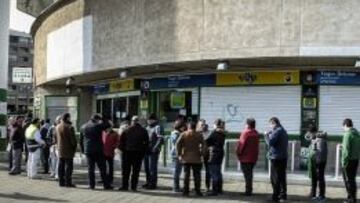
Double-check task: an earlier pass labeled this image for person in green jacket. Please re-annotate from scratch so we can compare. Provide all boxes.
[342,118,360,203]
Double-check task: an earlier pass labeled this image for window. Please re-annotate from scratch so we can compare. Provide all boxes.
[10,36,19,43]
[158,91,192,123]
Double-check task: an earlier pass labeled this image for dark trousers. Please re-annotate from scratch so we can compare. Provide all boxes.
[58,158,74,186]
[183,163,202,194]
[104,156,114,185]
[41,147,50,173]
[86,153,109,189]
[241,162,255,194]
[204,161,211,190]
[122,151,144,190]
[343,160,359,202]
[144,153,159,187]
[209,164,223,194]
[311,161,326,198]
[270,159,287,201]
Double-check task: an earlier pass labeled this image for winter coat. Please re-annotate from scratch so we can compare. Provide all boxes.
[237,128,259,164]
[119,123,149,154]
[206,129,225,165]
[102,130,119,158]
[309,131,328,164]
[265,125,288,160]
[56,121,77,159]
[342,128,360,167]
[80,120,107,155]
[176,130,205,164]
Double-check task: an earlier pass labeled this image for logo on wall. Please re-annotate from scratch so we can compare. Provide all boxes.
[223,104,244,124]
[284,72,293,83]
[238,73,257,84]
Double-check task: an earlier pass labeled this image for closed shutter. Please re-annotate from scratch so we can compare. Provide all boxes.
[319,86,360,135]
[200,86,301,134]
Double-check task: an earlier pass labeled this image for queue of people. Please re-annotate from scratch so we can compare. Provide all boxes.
[5,113,360,203]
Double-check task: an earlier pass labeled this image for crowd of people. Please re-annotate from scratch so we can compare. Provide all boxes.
[5,112,360,203]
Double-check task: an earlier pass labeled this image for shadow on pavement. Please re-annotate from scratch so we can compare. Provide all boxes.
[0,192,68,202]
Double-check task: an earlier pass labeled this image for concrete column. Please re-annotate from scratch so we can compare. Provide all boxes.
[0,0,10,138]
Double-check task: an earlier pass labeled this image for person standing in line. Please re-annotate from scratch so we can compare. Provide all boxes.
[264,117,288,203]
[56,113,77,187]
[206,119,226,196]
[236,118,259,196]
[119,116,149,191]
[143,113,164,190]
[197,119,211,192]
[102,121,119,187]
[176,121,205,197]
[307,126,328,202]
[7,117,15,171]
[80,114,112,190]
[9,116,25,175]
[341,119,360,203]
[170,119,187,192]
[48,116,61,179]
[23,116,32,165]
[25,118,46,179]
[40,119,51,174]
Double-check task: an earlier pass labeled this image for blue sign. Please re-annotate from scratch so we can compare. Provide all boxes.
[93,84,109,94]
[317,71,360,85]
[141,74,216,89]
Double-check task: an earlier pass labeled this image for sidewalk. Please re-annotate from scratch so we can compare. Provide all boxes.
[0,162,352,203]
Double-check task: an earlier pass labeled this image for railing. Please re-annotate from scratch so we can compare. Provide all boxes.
[159,136,348,180]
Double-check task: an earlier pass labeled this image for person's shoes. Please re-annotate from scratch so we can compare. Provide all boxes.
[131,188,138,192]
[142,184,149,188]
[66,184,76,188]
[195,192,203,197]
[241,192,252,196]
[8,172,20,175]
[145,185,157,190]
[317,197,326,203]
[89,186,95,190]
[182,191,189,197]
[206,192,218,196]
[104,186,113,190]
[118,187,128,191]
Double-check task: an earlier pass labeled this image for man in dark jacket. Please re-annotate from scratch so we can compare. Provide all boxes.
[56,113,77,187]
[40,119,51,174]
[143,113,164,189]
[264,117,288,203]
[9,116,25,175]
[206,119,225,196]
[80,114,111,190]
[119,116,149,191]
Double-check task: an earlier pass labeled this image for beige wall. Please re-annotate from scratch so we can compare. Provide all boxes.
[33,0,360,85]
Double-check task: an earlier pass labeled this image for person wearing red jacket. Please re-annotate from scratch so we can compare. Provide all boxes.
[236,118,259,196]
[102,121,120,186]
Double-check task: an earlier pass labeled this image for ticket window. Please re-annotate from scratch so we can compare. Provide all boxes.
[158,91,192,127]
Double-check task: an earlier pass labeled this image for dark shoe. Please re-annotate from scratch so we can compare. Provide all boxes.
[182,191,189,197]
[145,185,157,190]
[104,186,113,190]
[119,187,128,191]
[206,192,218,196]
[66,184,76,188]
[241,192,252,196]
[196,192,203,197]
[89,186,95,190]
[8,172,20,175]
[142,184,149,188]
[59,184,66,187]
[131,188,137,192]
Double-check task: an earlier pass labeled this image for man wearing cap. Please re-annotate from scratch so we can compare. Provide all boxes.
[80,114,112,190]
[119,116,149,191]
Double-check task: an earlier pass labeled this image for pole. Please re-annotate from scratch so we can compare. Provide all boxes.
[0,0,10,138]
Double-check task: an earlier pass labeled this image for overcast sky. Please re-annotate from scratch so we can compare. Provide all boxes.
[9,0,35,33]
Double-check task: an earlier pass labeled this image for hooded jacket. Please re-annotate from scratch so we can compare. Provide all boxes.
[342,128,360,167]
[265,125,288,160]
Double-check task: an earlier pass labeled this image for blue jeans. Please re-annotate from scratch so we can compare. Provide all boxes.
[209,164,223,194]
[172,158,183,190]
[144,153,159,187]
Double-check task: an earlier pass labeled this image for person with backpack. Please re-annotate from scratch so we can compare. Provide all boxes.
[143,113,164,190]
[170,119,186,192]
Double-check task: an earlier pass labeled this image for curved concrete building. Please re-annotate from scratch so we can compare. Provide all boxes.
[31,0,360,139]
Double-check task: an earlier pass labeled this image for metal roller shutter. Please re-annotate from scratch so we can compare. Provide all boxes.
[200,86,301,134]
[319,86,360,135]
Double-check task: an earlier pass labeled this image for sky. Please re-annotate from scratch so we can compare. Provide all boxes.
[9,0,35,33]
